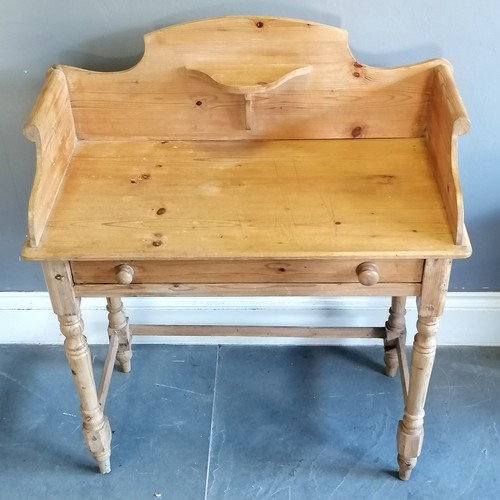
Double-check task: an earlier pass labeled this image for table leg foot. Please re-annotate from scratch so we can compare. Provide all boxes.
[107,297,132,373]
[97,459,111,474]
[398,455,417,480]
[82,410,112,473]
[397,417,423,480]
[119,359,132,373]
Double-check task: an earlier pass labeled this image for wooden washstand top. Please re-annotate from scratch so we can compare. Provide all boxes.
[22,16,471,262]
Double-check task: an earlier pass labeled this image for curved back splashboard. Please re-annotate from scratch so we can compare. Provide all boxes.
[58,16,446,141]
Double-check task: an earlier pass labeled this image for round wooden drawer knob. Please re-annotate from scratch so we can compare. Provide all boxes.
[115,264,135,284]
[356,262,379,286]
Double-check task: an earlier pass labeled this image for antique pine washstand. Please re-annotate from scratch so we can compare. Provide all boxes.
[22,16,470,479]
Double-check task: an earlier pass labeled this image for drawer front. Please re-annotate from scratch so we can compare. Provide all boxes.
[71,259,424,285]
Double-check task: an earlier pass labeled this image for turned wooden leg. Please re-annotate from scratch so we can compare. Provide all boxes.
[59,313,112,473]
[106,297,132,373]
[397,259,451,480]
[397,315,439,480]
[384,296,407,377]
[43,261,112,474]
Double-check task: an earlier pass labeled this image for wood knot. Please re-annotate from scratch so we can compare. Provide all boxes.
[354,61,363,68]
[353,71,361,78]
[351,126,362,138]
[141,174,150,180]
[266,262,290,273]
[156,207,166,215]
[196,100,203,106]
[152,240,162,247]
[256,21,264,28]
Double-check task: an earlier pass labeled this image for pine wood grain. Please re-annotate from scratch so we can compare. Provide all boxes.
[22,17,471,479]
[426,64,470,245]
[73,282,421,298]
[23,138,470,261]
[398,258,452,480]
[97,333,119,408]
[185,64,313,94]
[71,259,423,284]
[130,325,386,338]
[23,67,77,246]
[42,260,111,474]
[59,16,441,141]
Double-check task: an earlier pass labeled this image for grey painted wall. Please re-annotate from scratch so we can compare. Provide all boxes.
[1,1,499,292]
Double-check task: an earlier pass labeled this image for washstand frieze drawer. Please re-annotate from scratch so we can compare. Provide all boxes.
[70,259,424,285]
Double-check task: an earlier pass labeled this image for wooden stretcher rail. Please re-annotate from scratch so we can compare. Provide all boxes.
[130,325,386,338]
[97,334,119,409]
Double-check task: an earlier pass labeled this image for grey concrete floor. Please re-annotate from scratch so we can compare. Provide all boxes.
[0,344,499,499]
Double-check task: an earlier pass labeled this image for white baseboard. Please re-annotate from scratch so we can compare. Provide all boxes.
[1,292,499,345]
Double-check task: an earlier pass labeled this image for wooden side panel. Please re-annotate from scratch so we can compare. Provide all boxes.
[426,64,470,245]
[61,16,439,141]
[23,67,77,246]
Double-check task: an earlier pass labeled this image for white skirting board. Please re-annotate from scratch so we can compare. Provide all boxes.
[1,292,499,345]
